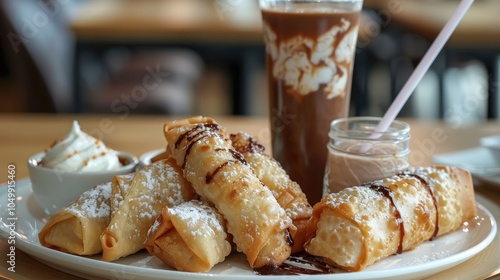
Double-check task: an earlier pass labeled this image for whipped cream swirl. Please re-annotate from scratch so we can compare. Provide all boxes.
[41,121,121,172]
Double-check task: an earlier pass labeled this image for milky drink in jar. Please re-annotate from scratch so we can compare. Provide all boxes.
[260,0,363,204]
[323,117,411,195]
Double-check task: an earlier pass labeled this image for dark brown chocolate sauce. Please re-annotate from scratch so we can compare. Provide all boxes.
[206,160,235,184]
[254,253,341,275]
[188,123,219,141]
[230,133,265,154]
[175,123,222,168]
[367,183,405,254]
[182,133,211,169]
[228,149,247,164]
[399,172,439,240]
[174,123,220,149]
[174,125,196,149]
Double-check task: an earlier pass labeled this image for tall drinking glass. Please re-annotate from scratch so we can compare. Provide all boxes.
[259,0,363,204]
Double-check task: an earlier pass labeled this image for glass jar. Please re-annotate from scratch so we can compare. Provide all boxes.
[323,117,411,195]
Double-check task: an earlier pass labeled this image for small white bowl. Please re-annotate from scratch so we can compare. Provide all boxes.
[28,151,138,215]
[480,135,500,161]
[138,148,166,170]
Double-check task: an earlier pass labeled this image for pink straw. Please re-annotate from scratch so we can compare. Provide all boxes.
[373,0,474,134]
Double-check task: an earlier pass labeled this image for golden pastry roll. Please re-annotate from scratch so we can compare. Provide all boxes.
[145,200,232,272]
[110,172,135,217]
[230,132,312,253]
[163,116,293,268]
[304,166,476,271]
[100,158,196,261]
[38,182,112,255]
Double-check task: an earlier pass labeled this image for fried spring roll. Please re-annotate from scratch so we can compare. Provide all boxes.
[163,116,293,268]
[230,132,312,253]
[145,200,231,272]
[38,182,112,255]
[100,158,196,261]
[304,166,476,271]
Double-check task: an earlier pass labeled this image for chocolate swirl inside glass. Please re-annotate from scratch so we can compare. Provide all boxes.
[260,0,363,204]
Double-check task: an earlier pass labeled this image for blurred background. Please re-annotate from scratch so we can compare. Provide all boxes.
[0,0,499,124]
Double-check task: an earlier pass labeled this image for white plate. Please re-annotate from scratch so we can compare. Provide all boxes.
[138,148,165,170]
[432,147,500,188]
[0,179,497,280]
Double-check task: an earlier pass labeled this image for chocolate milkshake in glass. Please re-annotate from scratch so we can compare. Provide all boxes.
[259,0,363,204]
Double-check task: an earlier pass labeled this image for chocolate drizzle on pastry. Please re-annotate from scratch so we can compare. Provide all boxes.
[177,123,222,169]
[227,149,247,164]
[258,170,442,275]
[205,149,247,184]
[177,124,248,184]
[206,160,235,184]
[364,172,437,254]
[399,172,439,240]
[230,133,266,154]
[175,123,220,149]
[367,183,405,254]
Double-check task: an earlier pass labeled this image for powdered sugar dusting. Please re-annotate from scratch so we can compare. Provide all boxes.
[111,172,136,216]
[166,120,293,264]
[104,159,193,256]
[169,200,225,238]
[67,181,112,219]
[230,132,312,221]
[148,217,161,237]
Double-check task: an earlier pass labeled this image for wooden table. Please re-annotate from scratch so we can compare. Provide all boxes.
[0,114,499,279]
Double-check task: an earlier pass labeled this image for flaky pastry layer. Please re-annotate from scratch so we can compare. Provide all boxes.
[305,166,476,271]
[164,116,293,268]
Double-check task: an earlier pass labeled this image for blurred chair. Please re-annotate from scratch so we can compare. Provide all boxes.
[0,0,203,114]
[0,0,75,112]
[89,49,203,115]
